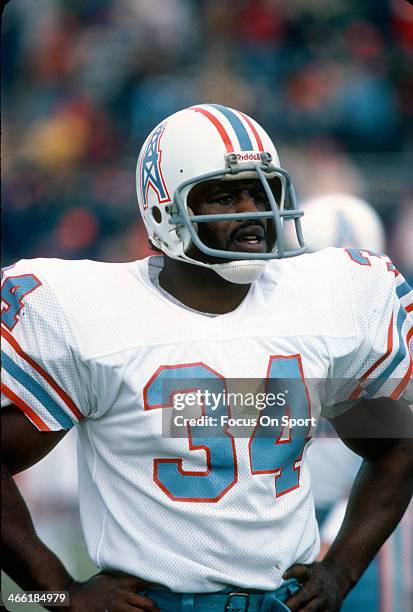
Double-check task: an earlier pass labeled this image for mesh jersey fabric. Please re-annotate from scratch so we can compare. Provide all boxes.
[1,248,412,592]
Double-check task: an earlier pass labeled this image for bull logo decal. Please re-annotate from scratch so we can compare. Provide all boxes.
[140,123,171,208]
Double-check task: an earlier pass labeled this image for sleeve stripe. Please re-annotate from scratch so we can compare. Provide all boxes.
[396,280,411,300]
[1,382,51,431]
[1,351,75,429]
[361,313,394,383]
[349,275,412,402]
[1,327,84,421]
[349,312,395,400]
[391,358,412,400]
[391,325,413,400]
[364,306,409,398]
[349,384,362,401]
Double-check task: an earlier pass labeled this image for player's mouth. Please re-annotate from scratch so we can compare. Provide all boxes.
[230,224,267,253]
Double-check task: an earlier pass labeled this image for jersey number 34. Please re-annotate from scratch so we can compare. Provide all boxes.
[144,356,311,503]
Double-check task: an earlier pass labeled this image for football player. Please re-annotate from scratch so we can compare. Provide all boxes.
[2,104,412,612]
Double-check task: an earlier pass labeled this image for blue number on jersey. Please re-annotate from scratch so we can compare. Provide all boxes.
[345,249,397,274]
[144,363,237,502]
[249,355,311,497]
[144,356,312,502]
[1,274,42,331]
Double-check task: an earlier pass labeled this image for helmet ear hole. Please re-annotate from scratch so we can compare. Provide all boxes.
[152,206,162,223]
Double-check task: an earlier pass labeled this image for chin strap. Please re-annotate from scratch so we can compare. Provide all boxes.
[165,248,269,284]
[211,260,268,284]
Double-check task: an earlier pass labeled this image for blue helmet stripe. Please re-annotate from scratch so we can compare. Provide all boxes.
[208,104,254,151]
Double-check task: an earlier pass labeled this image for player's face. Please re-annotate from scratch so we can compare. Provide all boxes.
[187,179,278,262]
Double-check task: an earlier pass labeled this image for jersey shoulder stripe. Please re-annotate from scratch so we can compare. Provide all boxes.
[1,260,89,430]
[1,326,84,421]
[1,350,76,429]
[1,382,51,431]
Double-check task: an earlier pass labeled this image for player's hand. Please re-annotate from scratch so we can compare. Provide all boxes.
[283,560,349,611]
[65,573,160,612]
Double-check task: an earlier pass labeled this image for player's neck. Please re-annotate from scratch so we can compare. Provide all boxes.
[158,257,251,314]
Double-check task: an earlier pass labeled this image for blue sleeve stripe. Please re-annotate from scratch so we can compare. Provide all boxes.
[396,279,412,300]
[1,352,74,429]
[364,306,408,398]
[208,104,254,151]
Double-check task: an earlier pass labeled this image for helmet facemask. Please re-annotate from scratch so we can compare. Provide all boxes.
[164,153,306,282]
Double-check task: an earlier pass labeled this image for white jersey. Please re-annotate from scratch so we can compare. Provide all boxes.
[1,248,412,592]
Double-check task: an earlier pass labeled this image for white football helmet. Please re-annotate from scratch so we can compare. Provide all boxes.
[136,103,306,283]
[297,193,386,253]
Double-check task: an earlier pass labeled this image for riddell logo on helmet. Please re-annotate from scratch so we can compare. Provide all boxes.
[236,152,261,162]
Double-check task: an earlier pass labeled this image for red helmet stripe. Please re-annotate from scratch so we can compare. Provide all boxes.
[191,106,234,153]
[238,111,264,151]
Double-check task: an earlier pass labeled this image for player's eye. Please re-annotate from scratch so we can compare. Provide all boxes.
[210,194,234,205]
[250,190,270,209]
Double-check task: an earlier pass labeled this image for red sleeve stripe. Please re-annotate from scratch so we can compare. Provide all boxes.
[361,313,394,383]
[349,313,394,400]
[406,303,413,313]
[1,382,51,431]
[349,383,362,401]
[1,327,84,421]
[237,111,264,151]
[391,325,413,400]
[191,107,234,153]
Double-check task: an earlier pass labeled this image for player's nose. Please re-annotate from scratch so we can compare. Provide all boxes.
[236,190,261,212]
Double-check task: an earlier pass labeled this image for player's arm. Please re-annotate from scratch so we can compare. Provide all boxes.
[2,405,160,612]
[323,398,413,585]
[284,398,413,612]
[285,251,413,610]
[1,405,71,593]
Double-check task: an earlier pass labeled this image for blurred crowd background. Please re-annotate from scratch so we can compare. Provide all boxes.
[2,0,413,282]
